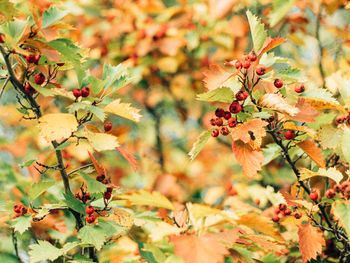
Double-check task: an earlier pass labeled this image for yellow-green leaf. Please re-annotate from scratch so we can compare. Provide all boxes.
[103,99,142,122]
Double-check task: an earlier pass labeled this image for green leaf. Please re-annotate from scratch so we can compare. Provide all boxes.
[29,240,78,263]
[299,167,343,185]
[196,87,235,103]
[88,75,109,94]
[262,143,280,165]
[269,0,296,27]
[259,52,288,67]
[117,189,174,210]
[12,215,32,234]
[63,191,85,214]
[71,254,94,262]
[20,159,36,168]
[28,180,56,200]
[87,105,105,122]
[342,127,350,164]
[102,63,128,90]
[1,18,27,44]
[143,244,167,263]
[78,225,106,250]
[0,0,19,21]
[231,245,254,263]
[276,67,302,82]
[333,201,350,237]
[42,6,68,28]
[137,241,157,263]
[29,81,56,97]
[80,171,106,194]
[68,102,89,113]
[246,10,267,52]
[54,140,72,151]
[188,129,213,161]
[302,88,339,104]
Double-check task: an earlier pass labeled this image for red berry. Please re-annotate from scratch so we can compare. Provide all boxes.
[256,64,266,76]
[13,204,22,213]
[294,211,302,219]
[334,184,342,193]
[223,111,231,120]
[34,55,41,65]
[294,83,305,93]
[283,208,292,216]
[325,189,335,199]
[220,127,229,136]
[215,118,223,126]
[85,205,94,215]
[104,122,112,132]
[84,193,91,201]
[228,117,237,128]
[0,33,5,43]
[235,60,242,69]
[57,62,65,66]
[274,207,280,214]
[24,83,37,94]
[215,108,225,118]
[26,54,36,63]
[137,29,146,40]
[21,206,27,215]
[86,214,96,223]
[104,191,112,200]
[235,90,248,101]
[229,101,242,114]
[210,118,216,126]
[278,203,287,211]
[211,128,219,137]
[107,187,113,193]
[254,199,260,206]
[336,115,346,124]
[75,193,82,200]
[34,72,45,85]
[340,181,350,191]
[274,79,283,88]
[73,88,81,98]
[96,174,105,182]
[81,87,90,97]
[248,51,257,62]
[309,191,318,201]
[272,215,280,222]
[284,130,296,140]
[268,115,275,122]
[242,59,250,69]
[228,187,237,196]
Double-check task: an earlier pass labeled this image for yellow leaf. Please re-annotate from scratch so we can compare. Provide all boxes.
[283,122,316,138]
[86,129,119,152]
[149,221,183,242]
[258,94,299,116]
[303,97,347,114]
[317,124,343,150]
[108,208,134,229]
[38,113,78,143]
[299,167,343,185]
[296,140,325,168]
[104,99,142,122]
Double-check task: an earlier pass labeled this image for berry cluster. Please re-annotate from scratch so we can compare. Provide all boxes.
[226,182,238,196]
[75,190,91,203]
[272,203,302,222]
[335,110,350,125]
[95,173,113,200]
[326,180,350,200]
[85,205,95,224]
[13,203,28,218]
[73,87,90,99]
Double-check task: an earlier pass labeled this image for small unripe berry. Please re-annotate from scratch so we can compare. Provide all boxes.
[104,122,112,132]
[248,51,257,62]
[242,59,250,69]
[24,83,37,94]
[223,111,231,120]
[81,86,90,97]
[73,88,81,98]
[294,211,302,219]
[215,108,225,118]
[227,117,237,128]
[220,127,229,136]
[294,83,305,93]
[85,205,95,215]
[13,204,22,213]
[283,208,292,216]
[96,174,105,182]
[272,215,280,222]
[211,128,219,137]
[86,214,96,223]
[284,130,296,140]
[278,203,287,211]
[309,191,318,201]
[274,79,283,88]
[235,60,242,69]
[104,191,112,200]
[255,64,266,76]
[325,189,335,199]
[34,72,45,85]
[235,90,248,101]
[215,117,223,126]
[229,101,242,114]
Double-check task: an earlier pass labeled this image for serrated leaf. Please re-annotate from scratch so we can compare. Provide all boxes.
[78,225,106,250]
[246,10,267,52]
[298,224,325,263]
[296,140,325,168]
[262,143,280,165]
[29,82,56,97]
[259,52,288,67]
[63,191,85,214]
[42,6,68,28]
[103,98,142,122]
[102,63,129,91]
[332,201,350,237]
[38,113,78,143]
[341,127,350,164]
[28,180,56,200]
[29,240,78,263]
[12,215,32,234]
[86,129,119,152]
[276,67,302,82]
[258,37,287,56]
[87,105,105,122]
[269,0,296,27]
[299,167,343,185]
[88,75,109,95]
[1,18,27,45]
[188,129,213,160]
[317,124,343,150]
[80,171,106,194]
[196,87,235,103]
[258,93,299,116]
[0,0,19,21]
[303,88,338,104]
[118,189,174,210]
[202,64,236,91]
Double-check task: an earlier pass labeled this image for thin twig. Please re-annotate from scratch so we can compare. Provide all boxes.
[0,76,10,98]
[67,163,94,176]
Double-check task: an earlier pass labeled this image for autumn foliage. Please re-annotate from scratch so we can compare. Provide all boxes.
[1,0,350,263]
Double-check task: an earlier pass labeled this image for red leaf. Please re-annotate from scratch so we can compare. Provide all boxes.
[298,223,325,263]
[296,140,326,168]
[88,151,106,176]
[202,64,237,91]
[257,37,286,56]
[115,147,138,171]
[232,141,264,179]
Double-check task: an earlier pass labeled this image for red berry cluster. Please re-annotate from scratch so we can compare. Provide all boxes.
[272,203,302,222]
[234,51,267,77]
[73,87,90,99]
[13,203,28,218]
[95,174,113,200]
[85,205,95,223]
[75,190,91,203]
[335,110,350,125]
[24,53,41,65]
[327,180,350,200]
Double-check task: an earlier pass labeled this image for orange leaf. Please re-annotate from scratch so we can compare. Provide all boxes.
[88,151,106,176]
[232,141,264,179]
[170,234,229,263]
[258,37,286,56]
[287,98,319,123]
[115,147,138,171]
[298,223,325,263]
[245,234,283,252]
[258,94,299,116]
[231,118,268,146]
[279,190,304,208]
[202,64,236,91]
[296,140,326,168]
